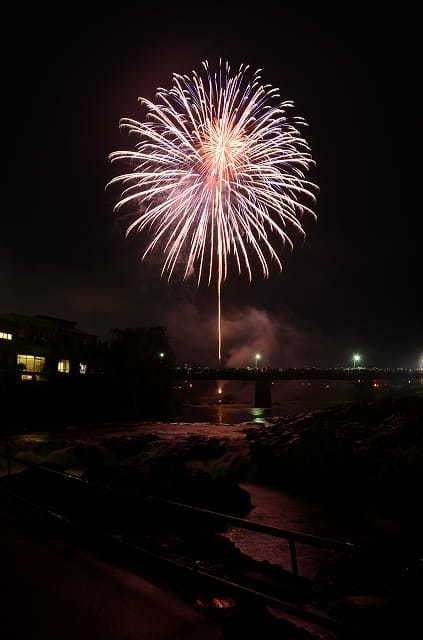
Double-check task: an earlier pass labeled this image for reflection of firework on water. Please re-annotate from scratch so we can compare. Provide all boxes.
[109,60,318,360]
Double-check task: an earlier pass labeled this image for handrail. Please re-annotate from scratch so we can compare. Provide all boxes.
[147,496,358,553]
[0,452,359,577]
[1,484,339,629]
[1,453,93,484]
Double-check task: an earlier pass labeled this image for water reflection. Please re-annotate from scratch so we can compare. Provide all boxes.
[249,407,269,424]
[177,380,364,424]
[178,403,273,425]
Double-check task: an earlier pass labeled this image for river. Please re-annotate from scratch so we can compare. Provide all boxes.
[177,380,402,577]
[175,378,365,424]
[2,380,399,579]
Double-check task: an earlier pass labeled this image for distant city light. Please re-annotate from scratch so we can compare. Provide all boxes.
[254,353,262,369]
[159,352,165,359]
[218,386,222,395]
[419,354,423,370]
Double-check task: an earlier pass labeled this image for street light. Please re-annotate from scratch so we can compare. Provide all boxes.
[352,353,361,369]
[255,353,261,370]
[159,352,165,360]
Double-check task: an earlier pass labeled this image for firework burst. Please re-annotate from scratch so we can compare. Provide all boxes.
[109,61,318,361]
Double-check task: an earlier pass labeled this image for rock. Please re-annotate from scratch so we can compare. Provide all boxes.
[102,434,159,459]
[246,394,423,501]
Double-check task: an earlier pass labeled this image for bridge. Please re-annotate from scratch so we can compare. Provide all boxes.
[175,367,423,406]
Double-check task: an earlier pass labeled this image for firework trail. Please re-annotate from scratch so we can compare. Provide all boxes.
[109,61,317,361]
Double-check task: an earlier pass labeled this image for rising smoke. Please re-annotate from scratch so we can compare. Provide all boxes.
[164,303,321,367]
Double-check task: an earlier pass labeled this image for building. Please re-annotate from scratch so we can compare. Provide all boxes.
[0,313,98,381]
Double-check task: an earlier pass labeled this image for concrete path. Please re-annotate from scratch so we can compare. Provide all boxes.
[0,506,223,640]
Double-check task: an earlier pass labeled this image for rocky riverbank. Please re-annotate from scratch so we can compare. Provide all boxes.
[2,391,423,518]
[1,428,252,515]
[1,392,422,638]
[246,392,423,511]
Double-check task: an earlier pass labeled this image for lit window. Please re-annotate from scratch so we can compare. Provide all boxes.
[0,332,12,340]
[21,374,33,381]
[17,354,45,372]
[58,359,70,373]
[79,362,87,375]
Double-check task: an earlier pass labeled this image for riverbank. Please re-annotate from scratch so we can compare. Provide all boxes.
[247,392,423,515]
[2,392,422,638]
[2,391,422,549]
[3,391,422,512]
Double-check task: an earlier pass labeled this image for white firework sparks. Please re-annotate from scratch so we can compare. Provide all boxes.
[109,60,318,360]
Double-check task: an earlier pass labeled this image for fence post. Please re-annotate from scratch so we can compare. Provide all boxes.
[289,539,299,576]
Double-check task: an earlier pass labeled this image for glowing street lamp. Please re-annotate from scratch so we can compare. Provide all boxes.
[255,353,262,370]
[159,352,165,360]
[352,353,361,369]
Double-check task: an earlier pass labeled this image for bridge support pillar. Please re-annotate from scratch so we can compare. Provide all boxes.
[254,380,271,408]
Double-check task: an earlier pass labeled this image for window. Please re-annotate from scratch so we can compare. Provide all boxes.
[21,374,33,381]
[58,359,70,373]
[79,362,87,375]
[17,354,45,372]
[0,332,12,340]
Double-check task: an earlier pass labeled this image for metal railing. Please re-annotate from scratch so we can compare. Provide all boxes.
[175,365,423,382]
[0,452,363,629]
[147,495,358,576]
[0,452,358,578]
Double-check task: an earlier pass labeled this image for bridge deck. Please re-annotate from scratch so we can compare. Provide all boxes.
[175,367,423,381]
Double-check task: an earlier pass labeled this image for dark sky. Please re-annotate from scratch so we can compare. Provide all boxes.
[1,3,421,367]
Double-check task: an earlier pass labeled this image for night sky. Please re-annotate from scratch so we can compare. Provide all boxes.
[2,4,421,367]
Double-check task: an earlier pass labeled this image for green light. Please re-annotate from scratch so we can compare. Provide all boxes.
[352,353,361,368]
